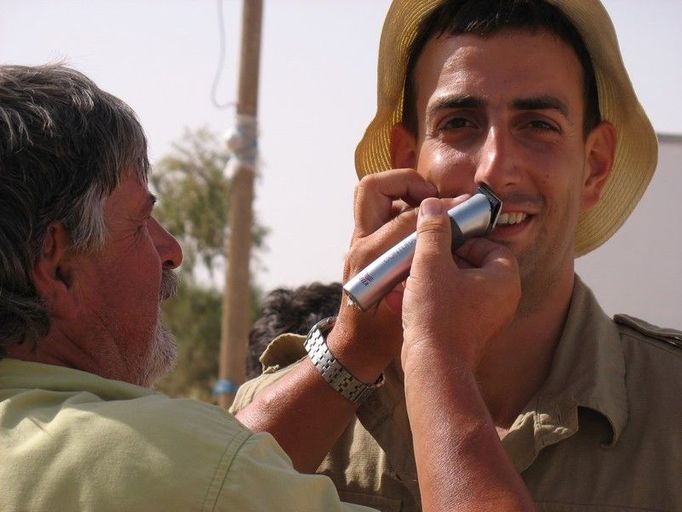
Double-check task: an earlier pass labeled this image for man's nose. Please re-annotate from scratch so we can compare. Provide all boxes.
[150,218,184,269]
[474,128,522,192]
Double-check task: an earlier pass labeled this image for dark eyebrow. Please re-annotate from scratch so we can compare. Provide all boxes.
[512,96,569,118]
[426,95,485,123]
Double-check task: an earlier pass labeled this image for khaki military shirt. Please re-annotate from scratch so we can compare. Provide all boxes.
[232,276,682,511]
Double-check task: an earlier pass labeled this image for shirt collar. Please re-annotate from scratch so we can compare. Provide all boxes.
[503,275,628,471]
[541,275,627,441]
[259,333,308,372]
[0,358,156,401]
[356,275,629,474]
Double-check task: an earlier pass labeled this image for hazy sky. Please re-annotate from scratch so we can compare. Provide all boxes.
[2,1,681,327]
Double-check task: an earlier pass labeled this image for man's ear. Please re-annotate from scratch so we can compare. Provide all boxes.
[582,121,616,211]
[390,123,418,169]
[32,222,77,319]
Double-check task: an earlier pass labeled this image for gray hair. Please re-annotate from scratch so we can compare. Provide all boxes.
[0,63,150,354]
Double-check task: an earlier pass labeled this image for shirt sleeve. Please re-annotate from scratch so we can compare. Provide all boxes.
[213,429,377,512]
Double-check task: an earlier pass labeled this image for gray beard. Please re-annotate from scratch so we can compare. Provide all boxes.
[134,268,179,387]
[136,319,178,388]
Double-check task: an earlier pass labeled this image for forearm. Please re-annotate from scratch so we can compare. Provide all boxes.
[404,351,534,512]
[235,360,358,473]
[236,174,433,475]
[235,320,392,473]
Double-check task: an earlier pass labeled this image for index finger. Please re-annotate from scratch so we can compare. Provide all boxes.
[353,169,436,238]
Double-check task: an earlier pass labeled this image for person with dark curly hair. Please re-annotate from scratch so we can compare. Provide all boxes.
[247,282,343,379]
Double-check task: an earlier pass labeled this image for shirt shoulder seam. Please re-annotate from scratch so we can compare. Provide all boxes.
[201,426,253,512]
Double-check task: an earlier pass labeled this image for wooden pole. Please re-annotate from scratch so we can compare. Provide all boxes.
[217,0,263,409]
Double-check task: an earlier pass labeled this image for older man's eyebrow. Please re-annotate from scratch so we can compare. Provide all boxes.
[138,193,157,217]
[512,96,569,118]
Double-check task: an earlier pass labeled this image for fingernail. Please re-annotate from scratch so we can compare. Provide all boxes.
[420,197,442,218]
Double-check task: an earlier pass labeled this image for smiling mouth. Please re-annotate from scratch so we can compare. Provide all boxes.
[496,212,529,226]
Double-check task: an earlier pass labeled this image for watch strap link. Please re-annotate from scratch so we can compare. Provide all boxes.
[304,317,383,404]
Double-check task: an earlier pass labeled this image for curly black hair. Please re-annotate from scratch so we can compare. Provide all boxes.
[246,282,343,379]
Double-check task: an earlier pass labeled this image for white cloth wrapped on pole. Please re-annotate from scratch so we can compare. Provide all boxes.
[223,114,258,178]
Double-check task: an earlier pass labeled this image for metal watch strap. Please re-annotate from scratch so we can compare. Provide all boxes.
[303,316,384,404]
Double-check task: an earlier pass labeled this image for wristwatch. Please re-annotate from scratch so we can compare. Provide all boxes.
[303,316,384,404]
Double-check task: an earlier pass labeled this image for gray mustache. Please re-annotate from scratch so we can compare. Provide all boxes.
[160,269,178,301]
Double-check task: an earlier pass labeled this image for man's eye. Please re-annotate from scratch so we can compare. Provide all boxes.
[440,117,475,130]
[528,119,559,132]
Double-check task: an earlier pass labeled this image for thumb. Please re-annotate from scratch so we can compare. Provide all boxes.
[411,197,453,274]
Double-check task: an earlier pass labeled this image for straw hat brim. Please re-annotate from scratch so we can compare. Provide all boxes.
[354,0,658,256]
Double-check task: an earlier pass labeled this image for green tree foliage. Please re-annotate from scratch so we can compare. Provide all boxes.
[151,127,266,402]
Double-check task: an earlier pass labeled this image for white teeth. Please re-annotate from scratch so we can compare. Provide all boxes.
[497,212,528,225]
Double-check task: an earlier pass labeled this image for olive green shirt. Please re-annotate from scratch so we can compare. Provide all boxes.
[0,359,375,512]
[233,276,682,511]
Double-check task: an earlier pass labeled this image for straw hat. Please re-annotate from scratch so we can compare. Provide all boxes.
[355,0,658,256]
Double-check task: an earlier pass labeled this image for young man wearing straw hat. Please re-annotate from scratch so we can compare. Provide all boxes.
[234,0,682,510]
